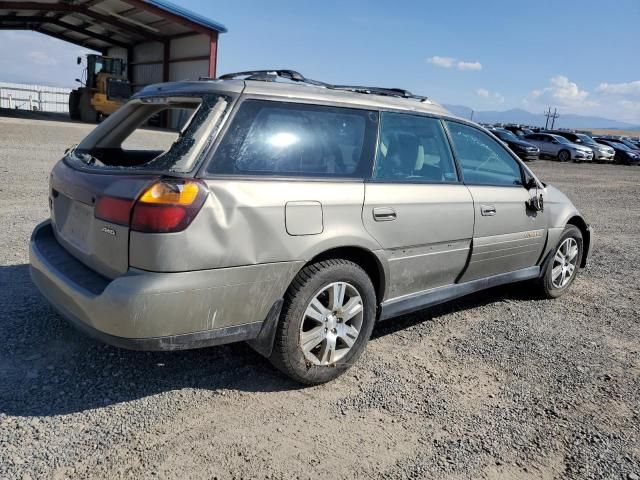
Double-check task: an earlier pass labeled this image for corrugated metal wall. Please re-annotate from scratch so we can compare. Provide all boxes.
[129,42,164,92]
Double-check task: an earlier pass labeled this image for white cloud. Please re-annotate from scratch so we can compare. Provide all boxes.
[427,56,456,68]
[596,80,640,97]
[457,61,482,71]
[427,56,482,71]
[28,50,58,66]
[531,75,593,107]
[476,88,504,103]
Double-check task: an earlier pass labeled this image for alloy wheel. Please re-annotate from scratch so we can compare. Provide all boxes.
[299,282,364,366]
[551,237,579,288]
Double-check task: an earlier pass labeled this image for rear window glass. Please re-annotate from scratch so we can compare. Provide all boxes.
[67,94,230,173]
[206,100,378,178]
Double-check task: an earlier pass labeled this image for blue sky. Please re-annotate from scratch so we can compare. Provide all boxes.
[1,0,639,122]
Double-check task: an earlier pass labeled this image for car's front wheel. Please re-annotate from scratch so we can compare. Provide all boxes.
[269,259,376,385]
[558,150,571,162]
[537,225,583,298]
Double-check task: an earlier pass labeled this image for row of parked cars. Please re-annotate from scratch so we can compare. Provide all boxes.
[485,124,640,165]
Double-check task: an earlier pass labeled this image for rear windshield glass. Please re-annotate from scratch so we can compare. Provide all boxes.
[67,94,230,173]
[206,100,378,178]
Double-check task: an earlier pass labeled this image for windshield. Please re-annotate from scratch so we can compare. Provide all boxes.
[494,130,518,141]
[553,135,571,144]
[618,139,638,149]
[608,141,631,151]
[68,94,231,173]
[576,134,597,145]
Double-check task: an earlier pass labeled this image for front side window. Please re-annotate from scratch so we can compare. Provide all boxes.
[207,100,378,177]
[373,112,458,183]
[446,121,523,186]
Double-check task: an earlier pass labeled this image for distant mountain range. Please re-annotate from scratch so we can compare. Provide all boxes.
[442,105,640,131]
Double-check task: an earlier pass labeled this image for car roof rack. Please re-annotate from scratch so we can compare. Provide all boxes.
[214,69,430,102]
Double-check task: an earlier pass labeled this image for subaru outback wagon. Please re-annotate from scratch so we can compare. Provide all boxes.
[30,70,592,384]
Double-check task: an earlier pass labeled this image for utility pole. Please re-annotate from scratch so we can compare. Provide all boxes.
[544,107,560,129]
[550,108,559,129]
[544,107,551,129]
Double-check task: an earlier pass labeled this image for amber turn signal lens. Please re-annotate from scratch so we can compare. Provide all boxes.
[138,181,200,205]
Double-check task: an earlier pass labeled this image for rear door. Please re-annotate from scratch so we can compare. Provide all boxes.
[445,121,547,281]
[523,134,548,155]
[362,112,474,299]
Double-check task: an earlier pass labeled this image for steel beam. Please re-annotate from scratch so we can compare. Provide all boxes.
[0,2,161,41]
[120,0,206,36]
[0,15,130,48]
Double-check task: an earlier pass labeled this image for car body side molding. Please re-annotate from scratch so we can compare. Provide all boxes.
[379,266,540,320]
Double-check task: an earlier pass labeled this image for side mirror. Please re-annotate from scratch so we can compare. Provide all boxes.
[527,194,544,212]
[77,56,82,65]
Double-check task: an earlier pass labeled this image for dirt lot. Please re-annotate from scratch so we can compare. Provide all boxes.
[0,116,639,480]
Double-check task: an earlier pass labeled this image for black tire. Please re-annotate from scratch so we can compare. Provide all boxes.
[536,225,583,299]
[558,150,570,162]
[68,91,80,120]
[269,259,376,385]
[79,91,98,123]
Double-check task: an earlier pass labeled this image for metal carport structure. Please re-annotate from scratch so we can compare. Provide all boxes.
[0,0,227,92]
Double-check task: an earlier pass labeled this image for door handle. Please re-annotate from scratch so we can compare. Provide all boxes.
[373,207,397,222]
[480,204,496,216]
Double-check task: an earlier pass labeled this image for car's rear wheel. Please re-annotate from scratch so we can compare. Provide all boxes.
[269,259,376,385]
[558,150,570,162]
[536,225,583,299]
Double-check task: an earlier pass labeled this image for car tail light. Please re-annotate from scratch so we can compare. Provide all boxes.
[95,196,133,226]
[130,179,207,233]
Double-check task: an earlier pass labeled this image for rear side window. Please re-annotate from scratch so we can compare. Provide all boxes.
[69,95,231,173]
[374,112,458,183]
[446,121,523,186]
[207,100,378,177]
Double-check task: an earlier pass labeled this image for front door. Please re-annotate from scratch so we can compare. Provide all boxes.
[363,112,475,300]
[445,121,548,281]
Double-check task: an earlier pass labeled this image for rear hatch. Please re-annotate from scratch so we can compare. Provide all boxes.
[49,90,234,279]
[49,163,154,279]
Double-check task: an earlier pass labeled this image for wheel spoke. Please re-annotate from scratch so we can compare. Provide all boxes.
[339,324,359,348]
[567,244,579,261]
[552,265,563,281]
[555,250,565,264]
[301,326,326,353]
[340,296,363,322]
[566,263,575,277]
[305,298,330,323]
[330,283,346,311]
[318,336,336,364]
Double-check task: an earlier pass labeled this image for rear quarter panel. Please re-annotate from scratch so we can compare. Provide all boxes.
[128,179,382,272]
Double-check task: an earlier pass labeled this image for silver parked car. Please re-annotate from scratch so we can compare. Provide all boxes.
[524,133,594,162]
[545,130,615,163]
[30,70,592,384]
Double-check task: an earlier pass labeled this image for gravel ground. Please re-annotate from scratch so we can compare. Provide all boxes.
[0,116,639,480]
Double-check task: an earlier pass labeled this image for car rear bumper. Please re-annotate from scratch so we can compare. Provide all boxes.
[29,221,301,350]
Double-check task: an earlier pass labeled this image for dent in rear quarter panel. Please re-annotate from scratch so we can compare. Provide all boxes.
[129,178,384,302]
